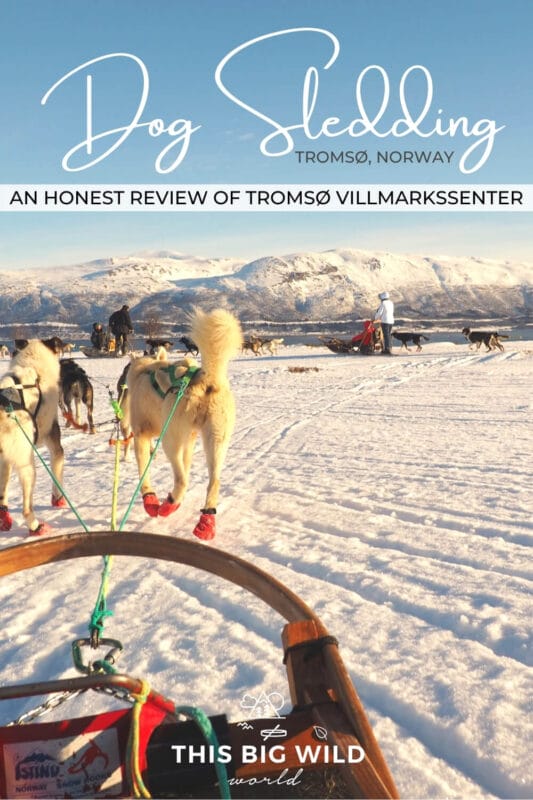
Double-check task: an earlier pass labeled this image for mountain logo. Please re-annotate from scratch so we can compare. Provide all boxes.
[14,751,61,781]
[240,691,285,718]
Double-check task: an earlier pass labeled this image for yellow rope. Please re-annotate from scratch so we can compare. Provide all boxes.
[111,428,121,532]
[88,400,123,643]
[128,679,152,798]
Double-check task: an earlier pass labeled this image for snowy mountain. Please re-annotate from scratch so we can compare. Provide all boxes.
[0,248,531,327]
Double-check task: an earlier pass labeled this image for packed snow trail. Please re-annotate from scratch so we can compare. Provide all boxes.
[0,341,531,798]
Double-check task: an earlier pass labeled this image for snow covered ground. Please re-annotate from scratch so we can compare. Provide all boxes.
[0,339,531,799]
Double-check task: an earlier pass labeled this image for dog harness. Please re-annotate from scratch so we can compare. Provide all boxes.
[0,376,42,441]
[149,364,201,399]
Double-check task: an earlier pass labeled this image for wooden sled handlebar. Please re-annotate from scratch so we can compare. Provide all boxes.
[0,532,399,798]
[0,531,315,621]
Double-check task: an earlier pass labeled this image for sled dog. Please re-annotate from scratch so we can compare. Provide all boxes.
[261,337,284,355]
[462,328,508,352]
[121,308,242,540]
[242,336,284,356]
[146,338,173,355]
[0,340,65,535]
[392,332,430,351]
[179,335,199,357]
[242,336,263,355]
[59,359,96,434]
[13,336,65,357]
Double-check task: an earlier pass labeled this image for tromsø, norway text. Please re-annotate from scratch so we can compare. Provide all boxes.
[294,149,455,165]
[39,28,504,175]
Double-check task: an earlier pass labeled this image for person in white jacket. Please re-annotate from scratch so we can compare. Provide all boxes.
[374,291,394,354]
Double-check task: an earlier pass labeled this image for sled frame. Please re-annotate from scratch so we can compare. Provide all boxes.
[0,532,398,799]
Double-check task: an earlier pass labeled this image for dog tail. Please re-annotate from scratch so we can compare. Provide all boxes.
[189,308,243,383]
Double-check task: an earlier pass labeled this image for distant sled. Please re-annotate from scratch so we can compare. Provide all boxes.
[319,336,357,354]
[320,322,384,355]
[80,346,124,359]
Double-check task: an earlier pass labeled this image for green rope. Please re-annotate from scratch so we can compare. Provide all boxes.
[7,403,112,646]
[89,366,199,644]
[88,393,125,644]
[10,381,228,800]
[175,705,231,800]
[88,554,114,645]
[111,431,122,531]
[118,366,199,532]
[8,407,90,533]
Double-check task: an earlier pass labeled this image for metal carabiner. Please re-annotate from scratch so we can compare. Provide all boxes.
[72,637,123,675]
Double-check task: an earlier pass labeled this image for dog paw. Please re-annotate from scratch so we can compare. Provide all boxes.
[29,521,53,536]
[193,512,216,541]
[52,495,67,508]
[158,495,180,517]
[142,492,160,517]
[0,506,13,531]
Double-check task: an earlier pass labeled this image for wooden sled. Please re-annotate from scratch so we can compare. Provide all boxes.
[0,532,398,799]
[319,336,357,355]
[80,346,122,359]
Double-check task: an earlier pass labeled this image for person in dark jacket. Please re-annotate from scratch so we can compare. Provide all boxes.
[108,304,133,356]
[90,322,106,350]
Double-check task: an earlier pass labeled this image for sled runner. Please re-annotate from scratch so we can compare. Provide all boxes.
[80,346,123,359]
[0,532,398,799]
[319,336,358,354]
[320,322,384,356]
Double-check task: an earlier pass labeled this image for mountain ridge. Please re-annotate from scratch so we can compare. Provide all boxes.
[1,248,530,325]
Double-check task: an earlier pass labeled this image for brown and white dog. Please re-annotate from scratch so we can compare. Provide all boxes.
[120,308,243,540]
[242,335,284,355]
[242,336,263,356]
[0,339,65,535]
[262,337,284,355]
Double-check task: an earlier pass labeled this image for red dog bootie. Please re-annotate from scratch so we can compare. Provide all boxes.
[158,495,180,517]
[29,522,53,536]
[52,495,67,508]
[0,505,13,531]
[193,509,216,541]
[142,492,160,517]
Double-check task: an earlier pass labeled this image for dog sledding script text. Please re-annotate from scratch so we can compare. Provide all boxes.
[39,28,504,175]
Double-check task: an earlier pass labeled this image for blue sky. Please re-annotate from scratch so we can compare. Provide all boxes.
[0,0,531,269]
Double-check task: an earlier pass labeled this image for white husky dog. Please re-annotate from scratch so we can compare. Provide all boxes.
[121,308,242,540]
[0,340,65,535]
